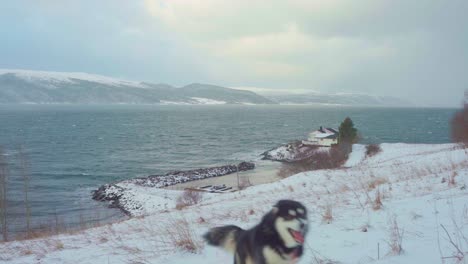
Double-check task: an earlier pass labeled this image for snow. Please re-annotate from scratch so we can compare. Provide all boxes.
[159,100,193,105]
[264,144,296,161]
[314,133,335,138]
[111,184,182,214]
[159,98,229,105]
[0,69,147,88]
[344,144,367,167]
[190,97,227,105]
[1,143,467,264]
[93,163,254,215]
[263,143,329,162]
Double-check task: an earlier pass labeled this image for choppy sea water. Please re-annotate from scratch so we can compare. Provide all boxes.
[0,104,458,236]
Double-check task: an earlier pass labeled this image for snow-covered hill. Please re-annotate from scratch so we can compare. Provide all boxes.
[0,69,146,88]
[268,92,411,107]
[1,143,467,264]
[0,69,274,105]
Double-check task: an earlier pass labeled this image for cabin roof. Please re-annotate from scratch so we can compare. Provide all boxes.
[312,126,338,138]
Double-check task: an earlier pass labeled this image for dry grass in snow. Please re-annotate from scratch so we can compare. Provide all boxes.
[176,189,203,210]
[0,143,466,264]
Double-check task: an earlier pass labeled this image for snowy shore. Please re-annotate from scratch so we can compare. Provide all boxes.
[92,162,255,215]
[262,141,330,162]
[1,143,467,264]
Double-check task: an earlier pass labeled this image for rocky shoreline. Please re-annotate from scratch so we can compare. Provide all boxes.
[92,162,255,215]
[92,141,333,215]
[261,141,328,162]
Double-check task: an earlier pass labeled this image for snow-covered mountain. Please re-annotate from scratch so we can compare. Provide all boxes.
[0,69,274,105]
[0,69,411,106]
[268,92,411,107]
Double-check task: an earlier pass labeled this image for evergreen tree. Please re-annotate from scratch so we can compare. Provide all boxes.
[338,117,358,144]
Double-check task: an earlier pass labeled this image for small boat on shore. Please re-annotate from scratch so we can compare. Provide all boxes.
[189,184,234,193]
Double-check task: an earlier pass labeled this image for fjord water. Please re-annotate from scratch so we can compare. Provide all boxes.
[0,105,457,235]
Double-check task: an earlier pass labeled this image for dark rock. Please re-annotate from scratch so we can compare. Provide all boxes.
[238,161,255,171]
[132,162,256,188]
[262,141,320,162]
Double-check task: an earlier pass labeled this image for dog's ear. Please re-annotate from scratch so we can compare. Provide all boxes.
[271,206,279,215]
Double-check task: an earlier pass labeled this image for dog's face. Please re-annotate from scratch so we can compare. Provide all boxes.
[272,200,308,248]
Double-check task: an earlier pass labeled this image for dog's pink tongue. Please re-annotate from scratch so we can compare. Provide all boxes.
[291,230,304,244]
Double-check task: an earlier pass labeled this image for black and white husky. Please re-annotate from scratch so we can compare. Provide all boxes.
[203,200,308,264]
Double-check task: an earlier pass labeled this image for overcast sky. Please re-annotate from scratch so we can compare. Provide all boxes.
[1,1,467,107]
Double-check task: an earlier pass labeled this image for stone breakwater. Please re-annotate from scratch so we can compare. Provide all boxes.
[92,162,255,215]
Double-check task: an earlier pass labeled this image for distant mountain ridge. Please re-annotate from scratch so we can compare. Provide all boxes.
[0,69,410,106]
[267,92,411,107]
[0,70,274,105]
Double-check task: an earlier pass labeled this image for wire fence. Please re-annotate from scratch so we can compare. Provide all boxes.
[0,145,128,241]
[2,204,126,240]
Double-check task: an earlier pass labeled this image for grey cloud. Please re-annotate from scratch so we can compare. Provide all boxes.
[1,1,467,107]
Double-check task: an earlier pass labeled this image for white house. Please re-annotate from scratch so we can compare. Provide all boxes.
[303,126,339,146]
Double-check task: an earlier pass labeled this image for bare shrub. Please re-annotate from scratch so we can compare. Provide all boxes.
[336,141,353,157]
[54,241,64,250]
[18,146,31,238]
[21,248,33,256]
[23,216,66,240]
[435,198,467,262]
[175,202,186,210]
[277,146,348,178]
[324,147,347,169]
[367,177,388,190]
[322,204,333,224]
[338,184,350,193]
[99,236,109,244]
[372,189,383,210]
[386,215,404,255]
[448,171,457,187]
[277,158,314,178]
[451,102,468,146]
[439,224,466,261]
[166,218,203,253]
[176,189,203,210]
[366,144,382,157]
[291,144,320,161]
[238,177,252,190]
[16,210,109,241]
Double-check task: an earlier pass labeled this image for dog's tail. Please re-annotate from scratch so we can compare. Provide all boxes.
[203,225,244,254]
